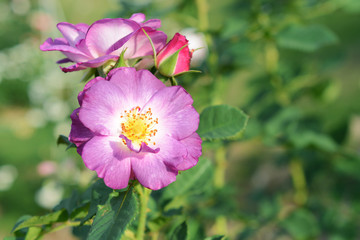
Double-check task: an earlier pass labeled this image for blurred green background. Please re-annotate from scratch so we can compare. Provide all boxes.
[1,0,360,239]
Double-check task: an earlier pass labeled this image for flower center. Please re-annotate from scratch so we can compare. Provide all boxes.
[120,106,158,147]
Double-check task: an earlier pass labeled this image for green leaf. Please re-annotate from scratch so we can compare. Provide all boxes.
[81,179,113,224]
[113,48,128,68]
[332,0,360,13]
[264,107,301,138]
[204,235,226,240]
[288,130,338,152]
[57,135,76,150]
[70,204,90,220]
[13,210,67,232]
[276,24,338,52]
[12,215,32,233]
[81,68,96,82]
[334,155,360,180]
[147,216,168,232]
[281,208,320,239]
[25,227,42,240]
[73,225,91,240]
[197,105,248,140]
[173,70,202,77]
[187,218,205,240]
[222,18,248,39]
[162,157,213,200]
[54,190,80,215]
[87,187,138,240]
[158,47,182,77]
[3,237,16,240]
[170,221,187,240]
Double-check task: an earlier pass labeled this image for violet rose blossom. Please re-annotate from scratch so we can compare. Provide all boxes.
[40,13,167,72]
[69,67,202,190]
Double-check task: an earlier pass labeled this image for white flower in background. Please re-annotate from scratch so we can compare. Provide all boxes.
[0,165,18,191]
[26,108,47,128]
[11,0,31,15]
[35,180,64,209]
[180,28,208,67]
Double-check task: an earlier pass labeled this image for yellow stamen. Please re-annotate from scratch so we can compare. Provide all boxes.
[120,106,158,148]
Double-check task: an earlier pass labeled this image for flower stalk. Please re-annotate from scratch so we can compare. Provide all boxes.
[136,184,152,240]
[290,158,308,206]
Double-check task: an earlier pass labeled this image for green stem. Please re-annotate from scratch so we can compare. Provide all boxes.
[290,158,308,206]
[195,0,209,31]
[215,216,228,236]
[170,76,178,86]
[96,67,106,78]
[214,146,228,235]
[264,41,290,106]
[151,231,159,240]
[136,185,152,240]
[214,146,226,188]
[142,28,157,64]
[154,70,159,77]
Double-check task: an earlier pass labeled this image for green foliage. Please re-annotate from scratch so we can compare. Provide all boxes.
[198,105,249,140]
[11,180,138,240]
[24,227,42,240]
[281,209,320,239]
[162,158,213,200]
[332,0,360,13]
[12,210,67,232]
[57,135,76,150]
[81,179,113,223]
[276,24,338,52]
[204,235,226,240]
[87,188,137,240]
[170,221,187,240]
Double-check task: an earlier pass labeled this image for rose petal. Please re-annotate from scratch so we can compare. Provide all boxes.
[120,135,159,153]
[57,22,86,47]
[142,19,161,29]
[122,27,167,59]
[75,23,90,33]
[40,38,90,62]
[176,133,202,170]
[129,13,146,23]
[157,33,188,66]
[85,18,140,58]
[69,108,94,147]
[82,136,132,189]
[79,55,119,68]
[56,58,72,64]
[143,86,199,140]
[134,56,154,70]
[60,63,87,72]
[173,44,191,75]
[79,80,127,136]
[131,155,178,190]
[107,67,165,107]
[153,135,187,168]
[77,76,105,105]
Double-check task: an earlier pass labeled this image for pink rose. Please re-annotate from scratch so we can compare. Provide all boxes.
[156,33,192,77]
[69,67,202,190]
[40,13,167,72]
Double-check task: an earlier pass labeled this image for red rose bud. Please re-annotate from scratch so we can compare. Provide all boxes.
[156,33,192,77]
